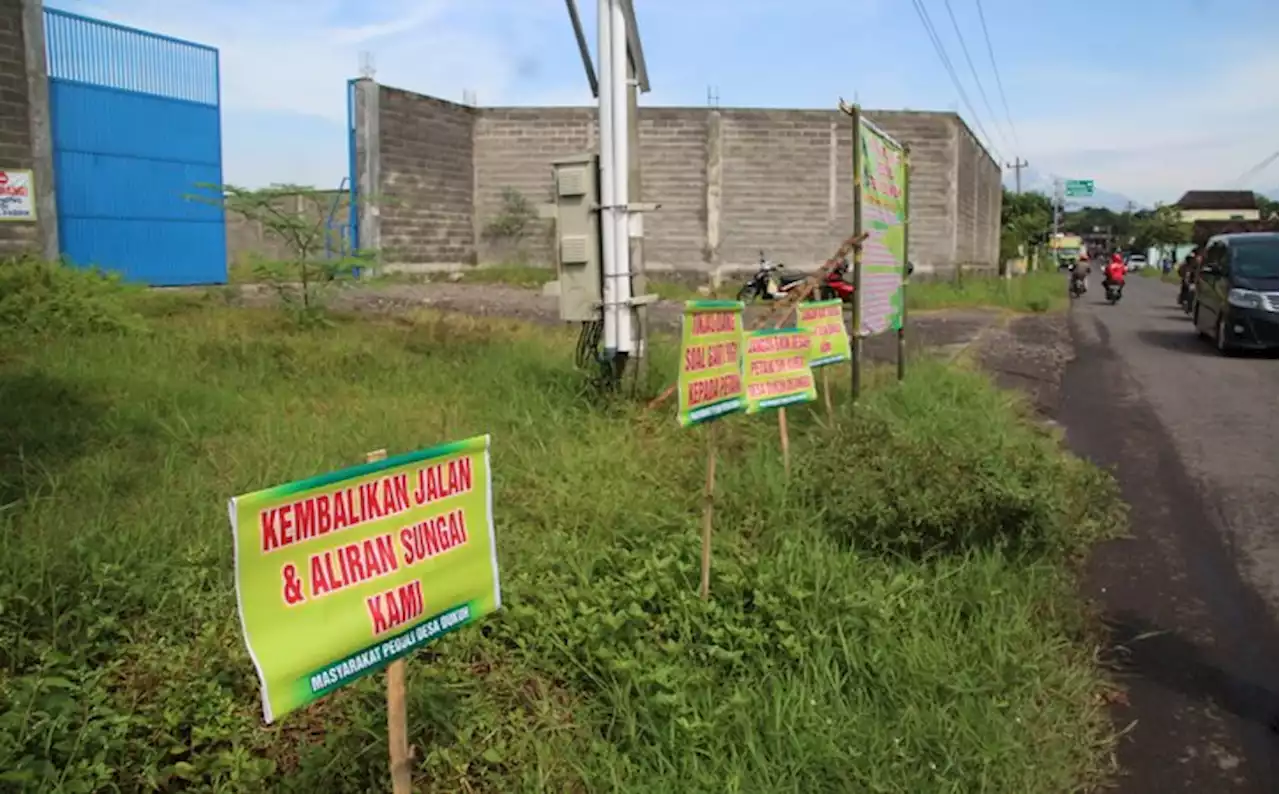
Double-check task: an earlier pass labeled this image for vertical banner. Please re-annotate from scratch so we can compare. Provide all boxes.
[795,299,851,367]
[678,300,746,427]
[744,328,818,413]
[228,436,501,723]
[856,120,908,337]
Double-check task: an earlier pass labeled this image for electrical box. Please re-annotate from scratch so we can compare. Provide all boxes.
[550,154,602,322]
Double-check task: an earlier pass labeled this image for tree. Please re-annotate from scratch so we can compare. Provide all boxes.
[195,183,372,325]
[1256,193,1278,221]
[1131,204,1191,256]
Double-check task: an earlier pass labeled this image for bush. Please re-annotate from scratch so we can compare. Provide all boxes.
[791,362,1120,558]
[0,256,143,337]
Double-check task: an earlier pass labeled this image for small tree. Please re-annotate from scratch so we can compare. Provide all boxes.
[197,183,373,325]
[481,187,539,263]
[1131,204,1191,257]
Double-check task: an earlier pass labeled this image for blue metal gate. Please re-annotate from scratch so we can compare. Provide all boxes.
[44,9,227,286]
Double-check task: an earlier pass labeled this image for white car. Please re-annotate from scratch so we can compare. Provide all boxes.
[1125,254,1148,272]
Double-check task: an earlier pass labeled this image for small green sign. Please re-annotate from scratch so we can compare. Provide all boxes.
[1064,179,1094,198]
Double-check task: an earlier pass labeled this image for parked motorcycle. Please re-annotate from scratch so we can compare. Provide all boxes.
[736,252,803,302]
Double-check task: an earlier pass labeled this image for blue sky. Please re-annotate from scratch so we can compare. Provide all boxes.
[51,0,1280,205]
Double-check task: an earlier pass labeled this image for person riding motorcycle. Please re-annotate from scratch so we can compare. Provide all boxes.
[1103,253,1126,296]
[1067,258,1090,293]
[1177,252,1200,307]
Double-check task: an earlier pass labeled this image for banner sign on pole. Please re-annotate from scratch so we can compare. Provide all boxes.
[228,435,501,723]
[678,300,746,427]
[796,299,851,367]
[743,328,817,413]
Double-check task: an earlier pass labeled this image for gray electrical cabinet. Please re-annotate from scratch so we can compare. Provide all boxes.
[550,154,602,322]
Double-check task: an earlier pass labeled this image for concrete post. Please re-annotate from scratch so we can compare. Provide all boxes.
[704,110,723,274]
[353,78,381,266]
[21,0,58,261]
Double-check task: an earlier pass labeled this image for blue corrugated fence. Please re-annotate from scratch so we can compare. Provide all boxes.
[44,9,227,286]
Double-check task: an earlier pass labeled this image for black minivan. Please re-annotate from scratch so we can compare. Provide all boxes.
[1192,232,1279,354]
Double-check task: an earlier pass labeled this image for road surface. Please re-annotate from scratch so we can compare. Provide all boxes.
[1058,275,1278,792]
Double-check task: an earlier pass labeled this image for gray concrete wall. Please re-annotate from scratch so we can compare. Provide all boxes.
[377,84,476,265]
[0,0,57,259]
[952,120,1002,271]
[366,83,1002,276]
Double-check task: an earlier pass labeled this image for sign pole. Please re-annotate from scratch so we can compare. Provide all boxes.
[850,105,865,402]
[367,448,413,794]
[699,424,717,600]
[822,367,834,420]
[898,145,911,382]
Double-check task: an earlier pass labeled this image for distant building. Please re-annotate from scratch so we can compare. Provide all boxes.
[1175,190,1261,223]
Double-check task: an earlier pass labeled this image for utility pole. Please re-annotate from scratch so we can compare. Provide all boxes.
[1006,158,1028,193]
[626,34,645,390]
[1052,178,1062,236]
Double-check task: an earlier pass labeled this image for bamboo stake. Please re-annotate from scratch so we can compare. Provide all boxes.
[777,408,790,478]
[699,425,718,600]
[367,448,413,794]
[822,367,834,421]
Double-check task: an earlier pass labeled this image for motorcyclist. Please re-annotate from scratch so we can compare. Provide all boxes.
[1104,253,1126,296]
[1067,257,1089,293]
[1177,251,1199,306]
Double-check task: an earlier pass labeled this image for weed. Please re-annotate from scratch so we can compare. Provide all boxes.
[0,297,1120,793]
[909,270,1067,313]
[0,256,144,337]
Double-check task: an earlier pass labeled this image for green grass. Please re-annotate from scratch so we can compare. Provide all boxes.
[0,265,1122,793]
[907,270,1067,314]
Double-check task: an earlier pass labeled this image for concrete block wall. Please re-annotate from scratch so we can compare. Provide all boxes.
[362,82,1002,276]
[952,121,1002,270]
[0,0,56,259]
[472,106,595,265]
[377,85,477,264]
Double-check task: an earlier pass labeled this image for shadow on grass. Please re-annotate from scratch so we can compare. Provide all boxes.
[0,372,109,505]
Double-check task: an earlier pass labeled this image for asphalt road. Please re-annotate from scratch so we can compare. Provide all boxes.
[1058,275,1278,792]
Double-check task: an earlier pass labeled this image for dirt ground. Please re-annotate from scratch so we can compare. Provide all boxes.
[233,280,1020,367]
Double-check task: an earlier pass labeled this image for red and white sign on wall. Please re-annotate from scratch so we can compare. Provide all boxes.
[0,170,36,221]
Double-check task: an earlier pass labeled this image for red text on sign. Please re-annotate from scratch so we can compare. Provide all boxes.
[412,457,473,506]
[690,311,737,335]
[683,341,739,373]
[308,533,399,597]
[400,508,470,566]
[366,579,426,636]
[686,373,742,408]
[260,474,411,553]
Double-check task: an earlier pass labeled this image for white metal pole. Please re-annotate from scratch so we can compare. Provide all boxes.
[596,0,618,353]
[609,0,634,353]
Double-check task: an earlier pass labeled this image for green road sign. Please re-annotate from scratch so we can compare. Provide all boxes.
[1064,179,1094,198]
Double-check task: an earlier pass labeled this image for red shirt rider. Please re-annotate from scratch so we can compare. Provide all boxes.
[1105,255,1126,285]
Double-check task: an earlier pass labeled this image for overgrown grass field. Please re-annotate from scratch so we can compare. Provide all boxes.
[0,262,1119,793]
[906,269,1067,313]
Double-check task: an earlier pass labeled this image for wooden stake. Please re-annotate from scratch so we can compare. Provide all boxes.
[367,448,413,794]
[699,425,718,600]
[777,407,791,479]
[822,367,834,421]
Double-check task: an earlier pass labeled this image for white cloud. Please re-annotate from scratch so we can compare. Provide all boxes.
[58,0,579,121]
[1010,49,1279,203]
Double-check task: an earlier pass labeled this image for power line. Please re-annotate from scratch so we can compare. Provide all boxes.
[908,0,1003,163]
[940,0,1009,156]
[973,0,1020,154]
[1231,151,1278,188]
